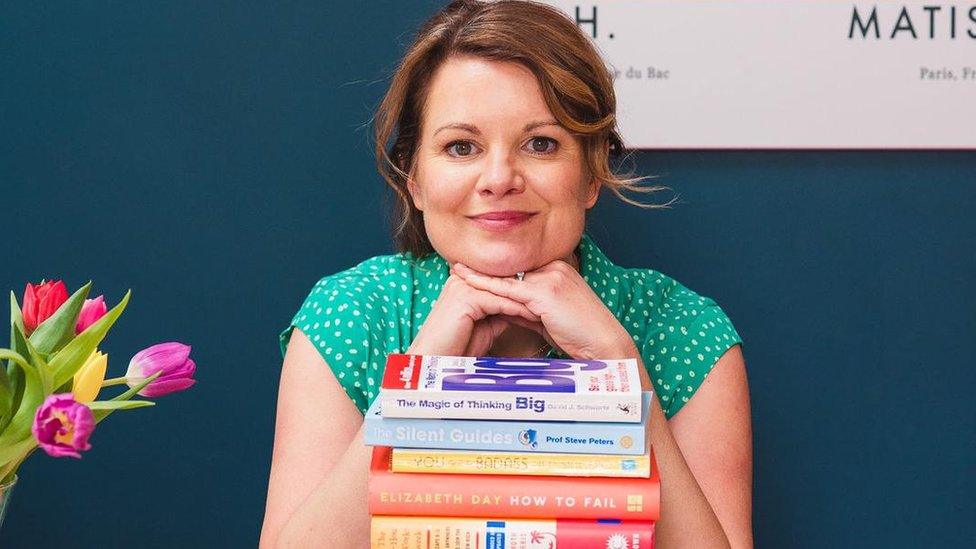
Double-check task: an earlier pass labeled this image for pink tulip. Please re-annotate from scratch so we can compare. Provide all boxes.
[126,342,196,397]
[75,295,107,335]
[31,394,95,459]
[22,280,69,335]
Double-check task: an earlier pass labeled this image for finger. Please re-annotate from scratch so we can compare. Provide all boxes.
[455,276,540,322]
[454,262,536,304]
[474,290,541,324]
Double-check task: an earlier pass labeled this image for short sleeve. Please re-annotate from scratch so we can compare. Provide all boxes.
[638,279,743,419]
[279,267,391,414]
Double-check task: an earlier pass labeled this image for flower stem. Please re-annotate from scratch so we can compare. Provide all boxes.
[101,377,128,387]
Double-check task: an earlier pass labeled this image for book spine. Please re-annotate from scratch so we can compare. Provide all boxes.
[379,389,642,422]
[390,448,651,478]
[369,447,660,521]
[370,516,654,548]
[363,393,651,455]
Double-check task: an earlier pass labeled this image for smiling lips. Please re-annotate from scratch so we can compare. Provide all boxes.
[468,210,536,231]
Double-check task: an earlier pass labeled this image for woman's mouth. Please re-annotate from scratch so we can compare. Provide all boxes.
[468,210,536,231]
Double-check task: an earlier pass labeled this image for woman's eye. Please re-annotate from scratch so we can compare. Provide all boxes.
[527,137,557,154]
[446,141,476,157]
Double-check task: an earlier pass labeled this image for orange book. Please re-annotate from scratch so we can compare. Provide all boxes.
[368,446,660,521]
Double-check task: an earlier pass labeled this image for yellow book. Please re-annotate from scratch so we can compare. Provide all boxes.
[390,447,651,477]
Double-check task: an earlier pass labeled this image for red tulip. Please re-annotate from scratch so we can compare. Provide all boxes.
[22,280,69,335]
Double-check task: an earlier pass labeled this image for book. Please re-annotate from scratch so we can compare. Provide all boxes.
[369,446,660,521]
[363,392,650,455]
[370,516,655,548]
[380,354,643,422]
[390,447,651,478]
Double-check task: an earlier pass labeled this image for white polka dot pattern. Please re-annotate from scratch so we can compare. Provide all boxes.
[279,233,742,419]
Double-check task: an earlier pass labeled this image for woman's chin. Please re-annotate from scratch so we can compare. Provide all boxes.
[462,250,536,277]
[464,259,526,277]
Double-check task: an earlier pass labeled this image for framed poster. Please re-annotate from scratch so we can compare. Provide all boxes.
[545,1,976,149]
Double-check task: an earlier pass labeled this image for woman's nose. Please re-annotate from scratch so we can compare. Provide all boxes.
[475,150,525,197]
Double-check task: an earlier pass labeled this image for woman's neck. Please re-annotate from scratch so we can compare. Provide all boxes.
[487,324,548,358]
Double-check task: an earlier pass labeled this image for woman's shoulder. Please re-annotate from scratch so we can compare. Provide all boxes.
[300,249,441,307]
[279,252,416,353]
[279,251,422,413]
[311,252,416,293]
[580,236,734,325]
[614,264,742,418]
[623,266,735,324]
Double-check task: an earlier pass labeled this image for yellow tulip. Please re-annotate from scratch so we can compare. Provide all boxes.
[73,350,107,403]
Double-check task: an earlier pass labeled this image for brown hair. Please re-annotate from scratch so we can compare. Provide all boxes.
[374,0,670,257]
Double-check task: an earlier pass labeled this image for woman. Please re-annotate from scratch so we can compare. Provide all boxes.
[261,1,752,547]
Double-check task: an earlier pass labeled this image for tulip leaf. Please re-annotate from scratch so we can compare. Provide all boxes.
[21,335,53,395]
[8,291,24,342]
[8,291,22,325]
[87,400,155,411]
[0,444,37,484]
[0,348,42,445]
[2,298,28,434]
[8,291,24,341]
[48,290,130,390]
[0,436,35,467]
[29,282,91,357]
[0,368,22,434]
[0,366,11,431]
[5,292,26,405]
[0,315,28,434]
[92,370,161,423]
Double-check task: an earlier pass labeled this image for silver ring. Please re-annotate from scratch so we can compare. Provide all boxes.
[514,271,525,281]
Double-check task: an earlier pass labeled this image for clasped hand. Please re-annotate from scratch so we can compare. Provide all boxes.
[407,258,637,360]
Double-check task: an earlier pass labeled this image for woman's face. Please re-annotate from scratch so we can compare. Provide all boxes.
[408,55,599,277]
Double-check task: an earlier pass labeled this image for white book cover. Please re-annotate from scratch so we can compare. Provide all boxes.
[379,354,642,422]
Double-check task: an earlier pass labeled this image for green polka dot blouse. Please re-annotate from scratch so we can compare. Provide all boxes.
[280,232,742,419]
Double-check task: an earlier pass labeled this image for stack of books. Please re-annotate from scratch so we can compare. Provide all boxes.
[365,353,659,548]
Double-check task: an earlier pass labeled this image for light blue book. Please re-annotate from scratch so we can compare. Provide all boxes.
[364,392,651,455]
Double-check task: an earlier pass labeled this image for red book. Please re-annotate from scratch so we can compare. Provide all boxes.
[368,446,660,521]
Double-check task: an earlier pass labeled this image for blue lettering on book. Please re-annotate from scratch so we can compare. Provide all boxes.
[418,399,451,410]
[515,396,545,413]
[440,357,607,392]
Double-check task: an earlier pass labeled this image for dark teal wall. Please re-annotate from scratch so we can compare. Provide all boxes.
[2,2,973,547]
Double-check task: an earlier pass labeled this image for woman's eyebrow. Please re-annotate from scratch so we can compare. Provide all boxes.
[433,119,560,136]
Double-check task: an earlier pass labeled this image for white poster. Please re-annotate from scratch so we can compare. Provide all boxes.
[545,1,976,149]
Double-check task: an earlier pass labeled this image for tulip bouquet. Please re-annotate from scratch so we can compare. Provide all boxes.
[0,280,195,526]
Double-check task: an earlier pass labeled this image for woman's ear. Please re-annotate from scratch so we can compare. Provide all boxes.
[584,177,601,209]
[406,177,425,211]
